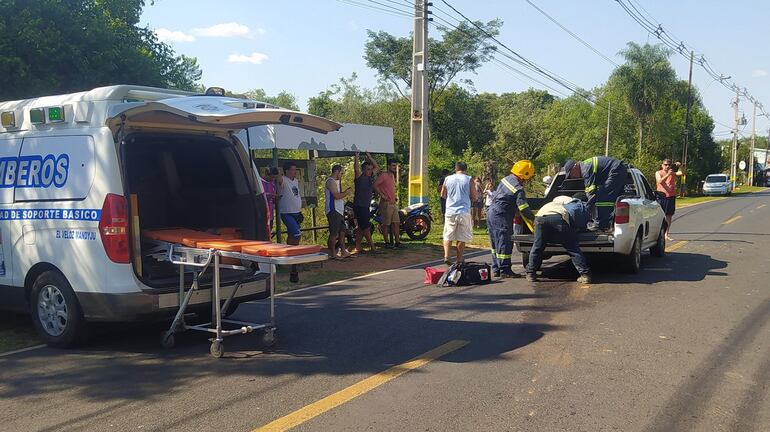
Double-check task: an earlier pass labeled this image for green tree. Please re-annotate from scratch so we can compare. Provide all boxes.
[0,0,202,100]
[487,89,555,166]
[242,88,300,110]
[612,42,677,154]
[363,19,502,105]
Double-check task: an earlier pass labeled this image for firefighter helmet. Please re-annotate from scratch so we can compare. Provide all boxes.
[511,160,535,180]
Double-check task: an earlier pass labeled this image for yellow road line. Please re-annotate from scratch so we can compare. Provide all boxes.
[252,339,469,432]
[722,215,743,225]
[757,204,766,209]
[666,241,688,252]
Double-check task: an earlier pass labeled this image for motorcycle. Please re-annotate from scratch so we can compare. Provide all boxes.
[343,200,433,244]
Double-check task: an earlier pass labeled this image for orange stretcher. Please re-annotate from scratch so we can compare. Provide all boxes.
[144,228,223,247]
[148,233,327,358]
[241,243,322,257]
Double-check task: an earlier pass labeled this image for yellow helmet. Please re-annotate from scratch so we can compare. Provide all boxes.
[511,160,535,180]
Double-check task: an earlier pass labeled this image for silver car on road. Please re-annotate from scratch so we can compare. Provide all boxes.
[702,174,732,196]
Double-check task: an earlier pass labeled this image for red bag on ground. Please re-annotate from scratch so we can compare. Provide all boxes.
[424,267,446,284]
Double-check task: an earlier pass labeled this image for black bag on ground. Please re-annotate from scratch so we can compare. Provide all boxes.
[438,261,491,286]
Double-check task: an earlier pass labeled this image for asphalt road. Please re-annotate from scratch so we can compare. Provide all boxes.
[1,191,769,432]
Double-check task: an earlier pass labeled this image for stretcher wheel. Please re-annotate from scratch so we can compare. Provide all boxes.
[210,340,224,358]
[261,328,277,347]
[160,331,175,349]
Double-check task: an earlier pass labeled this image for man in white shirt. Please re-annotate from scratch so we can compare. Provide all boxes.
[277,161,303,246]
[326,164,352,258]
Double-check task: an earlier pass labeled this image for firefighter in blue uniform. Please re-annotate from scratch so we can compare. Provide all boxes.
[487,160,536,278]
[562,156,628,230]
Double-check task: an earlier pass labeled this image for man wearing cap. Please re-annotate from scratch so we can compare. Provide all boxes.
[526,193,592,284]
[562,156,628,231]
[486,160,536,278]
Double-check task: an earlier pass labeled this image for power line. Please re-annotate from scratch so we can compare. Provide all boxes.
[337,0,412,18]
[524,0,619,67]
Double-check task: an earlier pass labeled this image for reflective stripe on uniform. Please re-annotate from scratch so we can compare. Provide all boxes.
[518,203,529,211]
[595,201,615,207]
[585,185,597,193]
[496,253,511,259]
[593,156,598,174]
[500,177,519,193]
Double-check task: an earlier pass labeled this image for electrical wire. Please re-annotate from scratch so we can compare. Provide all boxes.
[337,0,412,18]
[524,0,619,67]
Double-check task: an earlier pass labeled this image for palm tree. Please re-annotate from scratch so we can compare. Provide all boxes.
[614,42,677,154]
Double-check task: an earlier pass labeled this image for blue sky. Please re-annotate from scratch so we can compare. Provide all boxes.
[141,0,770,139]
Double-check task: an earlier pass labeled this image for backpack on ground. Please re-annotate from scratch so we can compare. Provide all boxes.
[438,261,491,286]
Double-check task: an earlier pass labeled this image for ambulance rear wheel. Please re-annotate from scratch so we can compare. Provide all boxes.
[30,271,86,348]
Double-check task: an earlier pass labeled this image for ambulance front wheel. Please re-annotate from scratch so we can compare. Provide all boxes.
[29,270,87,348]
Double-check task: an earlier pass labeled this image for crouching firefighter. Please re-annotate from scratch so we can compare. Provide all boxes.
[487,160,536,278]
[562,156,628,230]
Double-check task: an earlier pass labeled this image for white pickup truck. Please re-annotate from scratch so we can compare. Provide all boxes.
[512,167,667,273]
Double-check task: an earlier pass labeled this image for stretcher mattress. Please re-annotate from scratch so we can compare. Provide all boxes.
[143,228,222,247]
[195,239,271,251]
[241,243,322,257]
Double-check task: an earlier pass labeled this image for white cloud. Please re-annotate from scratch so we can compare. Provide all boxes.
[155,28,195,42]
[192,22,259,38]
[228,52,269,64]
[751,69,768,78]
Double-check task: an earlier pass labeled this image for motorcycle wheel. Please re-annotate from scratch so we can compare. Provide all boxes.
[405,215,431,240]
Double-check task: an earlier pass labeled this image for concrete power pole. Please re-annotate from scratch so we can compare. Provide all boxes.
[750,101,757,186]
[730,88,740,191]
[681,51,694,197]
[605,101,610,156]
[408,0,430,205]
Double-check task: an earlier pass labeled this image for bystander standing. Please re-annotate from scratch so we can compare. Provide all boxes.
[441,162,476,265]
[353,151,379,253]
[374,159,402,248]
[325,164,352,259]
[655,158,682,241]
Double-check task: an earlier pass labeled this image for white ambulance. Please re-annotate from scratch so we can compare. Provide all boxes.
[0,85,340,347]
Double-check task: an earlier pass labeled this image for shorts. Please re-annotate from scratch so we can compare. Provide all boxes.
[354,205,371,230]
[379,200,399,226]
[443,212,473,243]
[660,196,676,216]
[327,211,345,236]
[280,213,302,239]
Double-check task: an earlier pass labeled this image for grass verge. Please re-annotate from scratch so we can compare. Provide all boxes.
[0,313,40,353]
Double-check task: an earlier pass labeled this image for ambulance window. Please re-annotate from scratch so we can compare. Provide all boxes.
[0,138,23,204]
[14,136,95,202]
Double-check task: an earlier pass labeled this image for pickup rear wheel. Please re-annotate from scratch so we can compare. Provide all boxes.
[624,233,642,274]
[650,225,666,258]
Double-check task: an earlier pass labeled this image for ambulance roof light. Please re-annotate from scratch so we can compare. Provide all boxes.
[1,111,16,127]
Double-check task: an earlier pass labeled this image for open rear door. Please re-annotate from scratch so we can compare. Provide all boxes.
[107,96,341,135]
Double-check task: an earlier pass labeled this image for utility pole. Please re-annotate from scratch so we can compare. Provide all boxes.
[749,101,757,186]
[730,88,740,191]
[605,101,610,156]
[681,51,694,197]
[408,0,430,205]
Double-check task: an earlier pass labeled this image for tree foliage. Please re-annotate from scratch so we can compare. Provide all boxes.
[364,20,501,104]
[0,0,202,100]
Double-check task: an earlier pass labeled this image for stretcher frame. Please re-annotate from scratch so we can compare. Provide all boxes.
[148,240,327,357]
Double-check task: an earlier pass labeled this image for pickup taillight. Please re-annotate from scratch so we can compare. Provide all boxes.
[513,214,522,225]
[614,202,630,225]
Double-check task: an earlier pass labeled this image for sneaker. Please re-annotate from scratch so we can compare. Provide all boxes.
[577,273,593,284]
[340,249,352,259]
[499,270,521,279]
[526,273,538,282]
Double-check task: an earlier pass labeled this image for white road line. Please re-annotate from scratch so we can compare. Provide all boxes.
[0,344,46,358]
